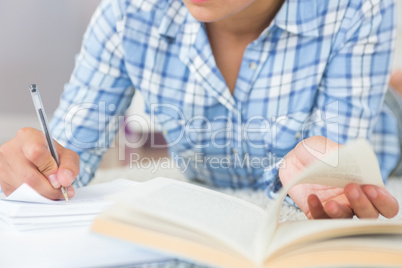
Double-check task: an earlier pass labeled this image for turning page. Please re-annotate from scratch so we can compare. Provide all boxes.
[259,139,385,257]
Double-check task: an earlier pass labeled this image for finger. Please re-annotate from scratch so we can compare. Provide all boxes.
[362,185,399,219]
[55,142,80,187]
[308,194,330,219]
[345,183,379,219]
[1,138,48,192]
[323,200,354,219]
[18,128,60,188]
[0,158,18,196]
[20,166,67,200]
[30,174,75,200]
[67,186,76,199]
[0,141,19,194]
[23,159,75,200]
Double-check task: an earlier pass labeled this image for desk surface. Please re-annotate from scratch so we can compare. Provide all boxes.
[0,224,170,268]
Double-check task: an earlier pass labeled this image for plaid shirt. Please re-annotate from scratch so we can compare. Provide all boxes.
[50,0,399,195]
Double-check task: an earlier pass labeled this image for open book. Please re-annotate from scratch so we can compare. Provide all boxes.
[91,140,402,268]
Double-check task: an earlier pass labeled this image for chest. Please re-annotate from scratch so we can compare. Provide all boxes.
[123,24,331,120]
[207,35,249,95]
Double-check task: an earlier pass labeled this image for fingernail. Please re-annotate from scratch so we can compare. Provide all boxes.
[309,197,318,207]
[365,186,378,199]
[63,170,75,184]
[330,204,339,215]
[48,174,60,188]
[67,187,75,197]
[349,187,359,200]
[377,188,387,196]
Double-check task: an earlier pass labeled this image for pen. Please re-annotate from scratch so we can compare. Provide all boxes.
[29,84,69,202]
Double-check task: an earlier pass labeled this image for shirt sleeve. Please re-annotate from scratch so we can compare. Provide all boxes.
[264,0,398,200]
[50,0,135,187]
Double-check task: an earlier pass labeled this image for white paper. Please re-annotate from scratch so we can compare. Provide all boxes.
[0,179,138,231]
[5,178,136,204]
[0,179,173,267]
[5,183,56,204]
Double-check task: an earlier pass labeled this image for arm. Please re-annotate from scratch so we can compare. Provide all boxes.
[305,0,397,173]
[268,0,399,219]
[0,1,133,197]
[50,0,135,187]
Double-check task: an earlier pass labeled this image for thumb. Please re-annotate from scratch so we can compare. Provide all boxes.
[295,136,340,167]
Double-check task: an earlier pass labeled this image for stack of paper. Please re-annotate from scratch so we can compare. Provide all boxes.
[0,179,136,232]
[0,179,175,267]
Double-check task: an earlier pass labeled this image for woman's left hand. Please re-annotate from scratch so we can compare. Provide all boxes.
[279,136,399,219]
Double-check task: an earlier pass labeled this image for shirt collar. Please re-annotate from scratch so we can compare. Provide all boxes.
[158,0,189,39]
[273,0,320,37]
[158,0,320,39]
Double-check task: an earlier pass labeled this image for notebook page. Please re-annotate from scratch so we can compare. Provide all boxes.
[4,184,56,204]
[0,179,137,231]
[4,178,136,205]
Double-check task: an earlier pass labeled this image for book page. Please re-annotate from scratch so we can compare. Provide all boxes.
[104,205,234,253]
[286,139,384,189]
[265,234,402,268]
[259,140,385,256]
[266,219,402,258]
[108,177,268,261]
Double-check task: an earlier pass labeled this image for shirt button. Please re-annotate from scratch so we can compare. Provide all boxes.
[163,130,168,136]
[232,148,238,154]
[295,132,302,140]
[249,62,257,70]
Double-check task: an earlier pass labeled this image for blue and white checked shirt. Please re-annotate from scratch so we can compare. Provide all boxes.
[50,0,399,195]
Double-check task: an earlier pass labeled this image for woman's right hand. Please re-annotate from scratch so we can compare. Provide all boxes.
[0,127,79,199]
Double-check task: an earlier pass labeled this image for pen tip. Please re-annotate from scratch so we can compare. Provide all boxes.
[60,186,69,202]
[63,191,69,202]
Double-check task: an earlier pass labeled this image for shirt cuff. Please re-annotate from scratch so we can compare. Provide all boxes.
[263,159,297,207]
[73,151,102,188]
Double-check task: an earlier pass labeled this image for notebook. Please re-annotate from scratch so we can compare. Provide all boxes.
[0,179,176,267]
[0,179,137,232]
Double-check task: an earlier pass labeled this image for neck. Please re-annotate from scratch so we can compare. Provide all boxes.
[205,0,284,41]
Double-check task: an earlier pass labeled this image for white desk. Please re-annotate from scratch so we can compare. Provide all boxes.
[0,224,172,268]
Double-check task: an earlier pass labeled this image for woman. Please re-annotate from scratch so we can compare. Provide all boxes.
[0,0,399,219]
